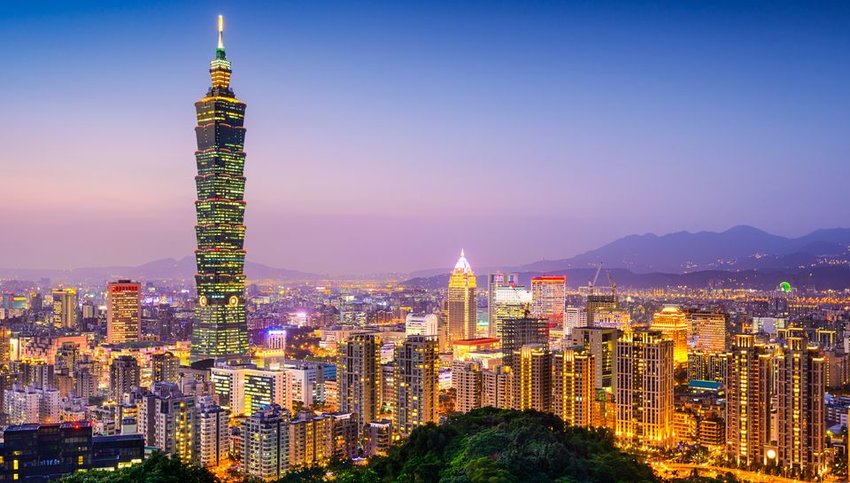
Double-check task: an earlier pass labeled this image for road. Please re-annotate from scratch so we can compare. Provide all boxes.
[652,462,834,483]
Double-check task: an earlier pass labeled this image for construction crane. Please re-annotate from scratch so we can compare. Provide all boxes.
[605,269,617,296]
[588,263,603,294]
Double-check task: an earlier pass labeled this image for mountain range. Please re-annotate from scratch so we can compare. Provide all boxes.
[2,225,850,288]
[404,225,850,290]
[0,256,322,284]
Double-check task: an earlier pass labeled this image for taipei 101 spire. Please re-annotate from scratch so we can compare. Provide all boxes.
[191,15,249,360]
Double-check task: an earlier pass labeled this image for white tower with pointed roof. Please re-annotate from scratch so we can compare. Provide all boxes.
[447,249,477,343]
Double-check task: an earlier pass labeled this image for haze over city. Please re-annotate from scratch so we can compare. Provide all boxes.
[3,1,850,274]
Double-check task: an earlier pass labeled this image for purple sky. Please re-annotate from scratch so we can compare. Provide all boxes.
[3,1,850,274]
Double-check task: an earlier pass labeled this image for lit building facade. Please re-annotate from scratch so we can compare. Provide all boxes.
[531,276,566,326]
[447,250,476,342]
[553,349,595,428]
[106,280,141,345]
[210,365,286,417]
[725,334,772,468]
[405,313,439,337]
[138,382,200,465]
[242,404,289,480]
[501,316,548,370]
[394,335,439,436]
[689,311,727,353]
[52,288,78,330]
[191,15,250,360]
[513,344,551,412]
[339,334,382,439]
[198,398,229,469]
[651,306,689,365]
[774,336,826,478]
[615,329,674,446]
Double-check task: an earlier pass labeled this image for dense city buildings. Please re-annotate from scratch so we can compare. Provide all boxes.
[106,280,141,344]
[1,9,847,483]
[191,15,250,361]
[447,250,477,342]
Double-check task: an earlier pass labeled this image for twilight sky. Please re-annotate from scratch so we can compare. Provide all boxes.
[2,1,850,274]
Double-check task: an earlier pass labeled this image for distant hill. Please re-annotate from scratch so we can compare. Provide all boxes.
[517,225,850,273]
[403,225,850,290]
[402,266,850,291]
[0,256,321,283]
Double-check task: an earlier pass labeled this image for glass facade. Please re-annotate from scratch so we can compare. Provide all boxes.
[191,19,249,359]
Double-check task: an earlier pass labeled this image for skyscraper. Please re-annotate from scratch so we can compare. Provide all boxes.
[651,305,689,365]
[242,404,290,480]
[774,336,826,478]
[138,382,200,465]
[109,356,140,403]
[500,315,548,370]
[488,282,531,339]
[689,311,727,353]
[52,288,77,330]
[191,15,249,360]
[531,276,566,326]
[553,349,595,428]
[615,329,674,446]
[447,250,477,342]
[339,334,381,440]
[106,280,141,345]
[513,344,551,412]
[394,336,439,437]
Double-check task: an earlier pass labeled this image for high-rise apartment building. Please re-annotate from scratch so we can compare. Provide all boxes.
[774,336,826,478]
[394,336,439,437]
[106,280,141,344]
[689,311,727,353]
[109,356,140,402]
[151,352,179,384]
[210,365,286,417]
[288,411,332,469]
[553,349,596,428]
[191,15,250,360]
[586,293,617,327]
[651,306,689,365]
[3,384,60,424]
[563,306,586,337]
[339,334,381,438]
[488,284,532,339]
[447,250,477,342]
[531,276,566,326]
[242,404,289,480]
[482,366,514,410]
[138,382,200,465]
[513,344,551,412]
[500,316,548,370]
[452,360,482,414]
[198,397,229,469]
[405,313,439,337]
[615,329,674,446]
[52,288,77,330]
[725,333,772,472]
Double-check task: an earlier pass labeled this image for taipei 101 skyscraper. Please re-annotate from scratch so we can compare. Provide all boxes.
[191,15,249,360]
